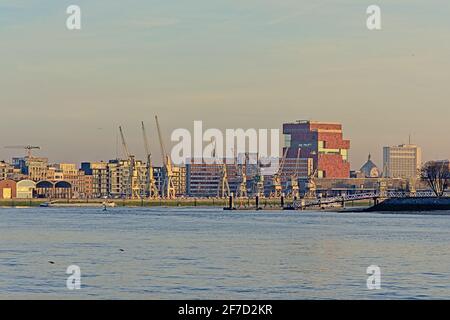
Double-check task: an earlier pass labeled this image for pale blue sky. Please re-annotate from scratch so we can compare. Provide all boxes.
[1,0,449,168]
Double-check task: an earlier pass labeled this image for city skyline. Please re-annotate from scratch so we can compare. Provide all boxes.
[0,119,438,172]
[1,0,449,167]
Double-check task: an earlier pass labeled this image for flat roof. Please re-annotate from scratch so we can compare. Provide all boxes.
[287,120,343,125]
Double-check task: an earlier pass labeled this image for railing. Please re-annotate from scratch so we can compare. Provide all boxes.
[293,191,450,209]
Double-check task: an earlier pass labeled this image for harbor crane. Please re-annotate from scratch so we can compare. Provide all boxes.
[304,168,318,199]
[4,145,40,158]
[141,121,159,198]
[118,126,141,199]
[270,147,289,198]
[211,139,230,198]
[251,155,265,198]
[235,152,248,198]
[288,148,301,199]
[219,163,231,198]
[155,116,176,199]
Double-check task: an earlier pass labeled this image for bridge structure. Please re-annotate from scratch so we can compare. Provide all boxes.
[292,191,450,210]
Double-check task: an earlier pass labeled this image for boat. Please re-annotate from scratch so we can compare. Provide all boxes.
[39,201,56,207]
[102,201,116,208]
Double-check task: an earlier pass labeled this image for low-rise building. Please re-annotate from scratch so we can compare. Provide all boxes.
[16,180,36,199]
[0,179,17,199]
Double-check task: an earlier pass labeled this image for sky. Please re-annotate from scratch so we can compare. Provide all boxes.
[0,0,449,169]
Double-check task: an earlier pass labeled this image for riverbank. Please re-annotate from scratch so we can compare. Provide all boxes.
[365,197,450,212]
[0,198,273,208]
[0,198,373,209]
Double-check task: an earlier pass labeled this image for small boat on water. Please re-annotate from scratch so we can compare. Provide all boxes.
[40,201,56,207]
[102,201,116,208]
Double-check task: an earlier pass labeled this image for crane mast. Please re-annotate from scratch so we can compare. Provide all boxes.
[270,147,288,198]
[252,156,265,198]
[211,139,230,198]
[141,121,159,198]
[235,152,247,198]
[118,126,140,199]
[289,148,301,199]
[154,116,176,199]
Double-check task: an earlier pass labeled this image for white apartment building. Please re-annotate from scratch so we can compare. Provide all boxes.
[383,144,422,179]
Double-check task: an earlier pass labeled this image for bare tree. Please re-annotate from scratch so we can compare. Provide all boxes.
[421,161,449,197]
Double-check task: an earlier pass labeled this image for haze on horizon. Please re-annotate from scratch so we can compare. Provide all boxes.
[1,0,449,169]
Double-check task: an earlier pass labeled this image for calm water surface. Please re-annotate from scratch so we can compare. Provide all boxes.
[0,207,449,299]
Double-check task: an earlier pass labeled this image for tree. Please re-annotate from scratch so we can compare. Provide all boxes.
[421,161,449,197]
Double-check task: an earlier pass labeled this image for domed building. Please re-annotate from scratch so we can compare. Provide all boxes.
[360,154,381,178]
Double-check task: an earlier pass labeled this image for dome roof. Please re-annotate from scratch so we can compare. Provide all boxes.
[360,154,380,178]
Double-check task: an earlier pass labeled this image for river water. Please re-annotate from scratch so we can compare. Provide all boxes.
[0,207,449,299]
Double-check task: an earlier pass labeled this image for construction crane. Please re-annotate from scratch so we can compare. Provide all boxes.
[118,126,140,199]
[270,147,289,198]
[141,121,159,198]
[155,116,176,199]
[4,145,40,158]
[288,148,301,199]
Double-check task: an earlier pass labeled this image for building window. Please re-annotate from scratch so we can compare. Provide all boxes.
[340,149,348,161]
[318,170,325,178]
[284,134,291,148]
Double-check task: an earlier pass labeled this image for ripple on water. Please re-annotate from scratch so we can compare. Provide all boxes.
[0,207,450,299]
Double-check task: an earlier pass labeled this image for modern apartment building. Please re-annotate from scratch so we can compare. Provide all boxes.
[186,161,239,198]
[0,161,14,180]
[185,156,313,197]
[172,165,187,197]
[13,157,49,181]
[383,144,422,179]
[81,161,109,198]
[107,159,147,198]
[283,120,351,178]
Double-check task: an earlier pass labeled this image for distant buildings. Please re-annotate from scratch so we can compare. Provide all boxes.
[80,160,185,199]
[358,154,381,178]
[1,120,444,200]
[0,179,16,199]
[0,161,14,180]
[433,159,450,169]
[25,157,49,181]
[16,180,35,199]
[186,161,240,198]
[81,162,109,198]
[283,120,350,178]
[172,165,187,197]
[383,144,422,179]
